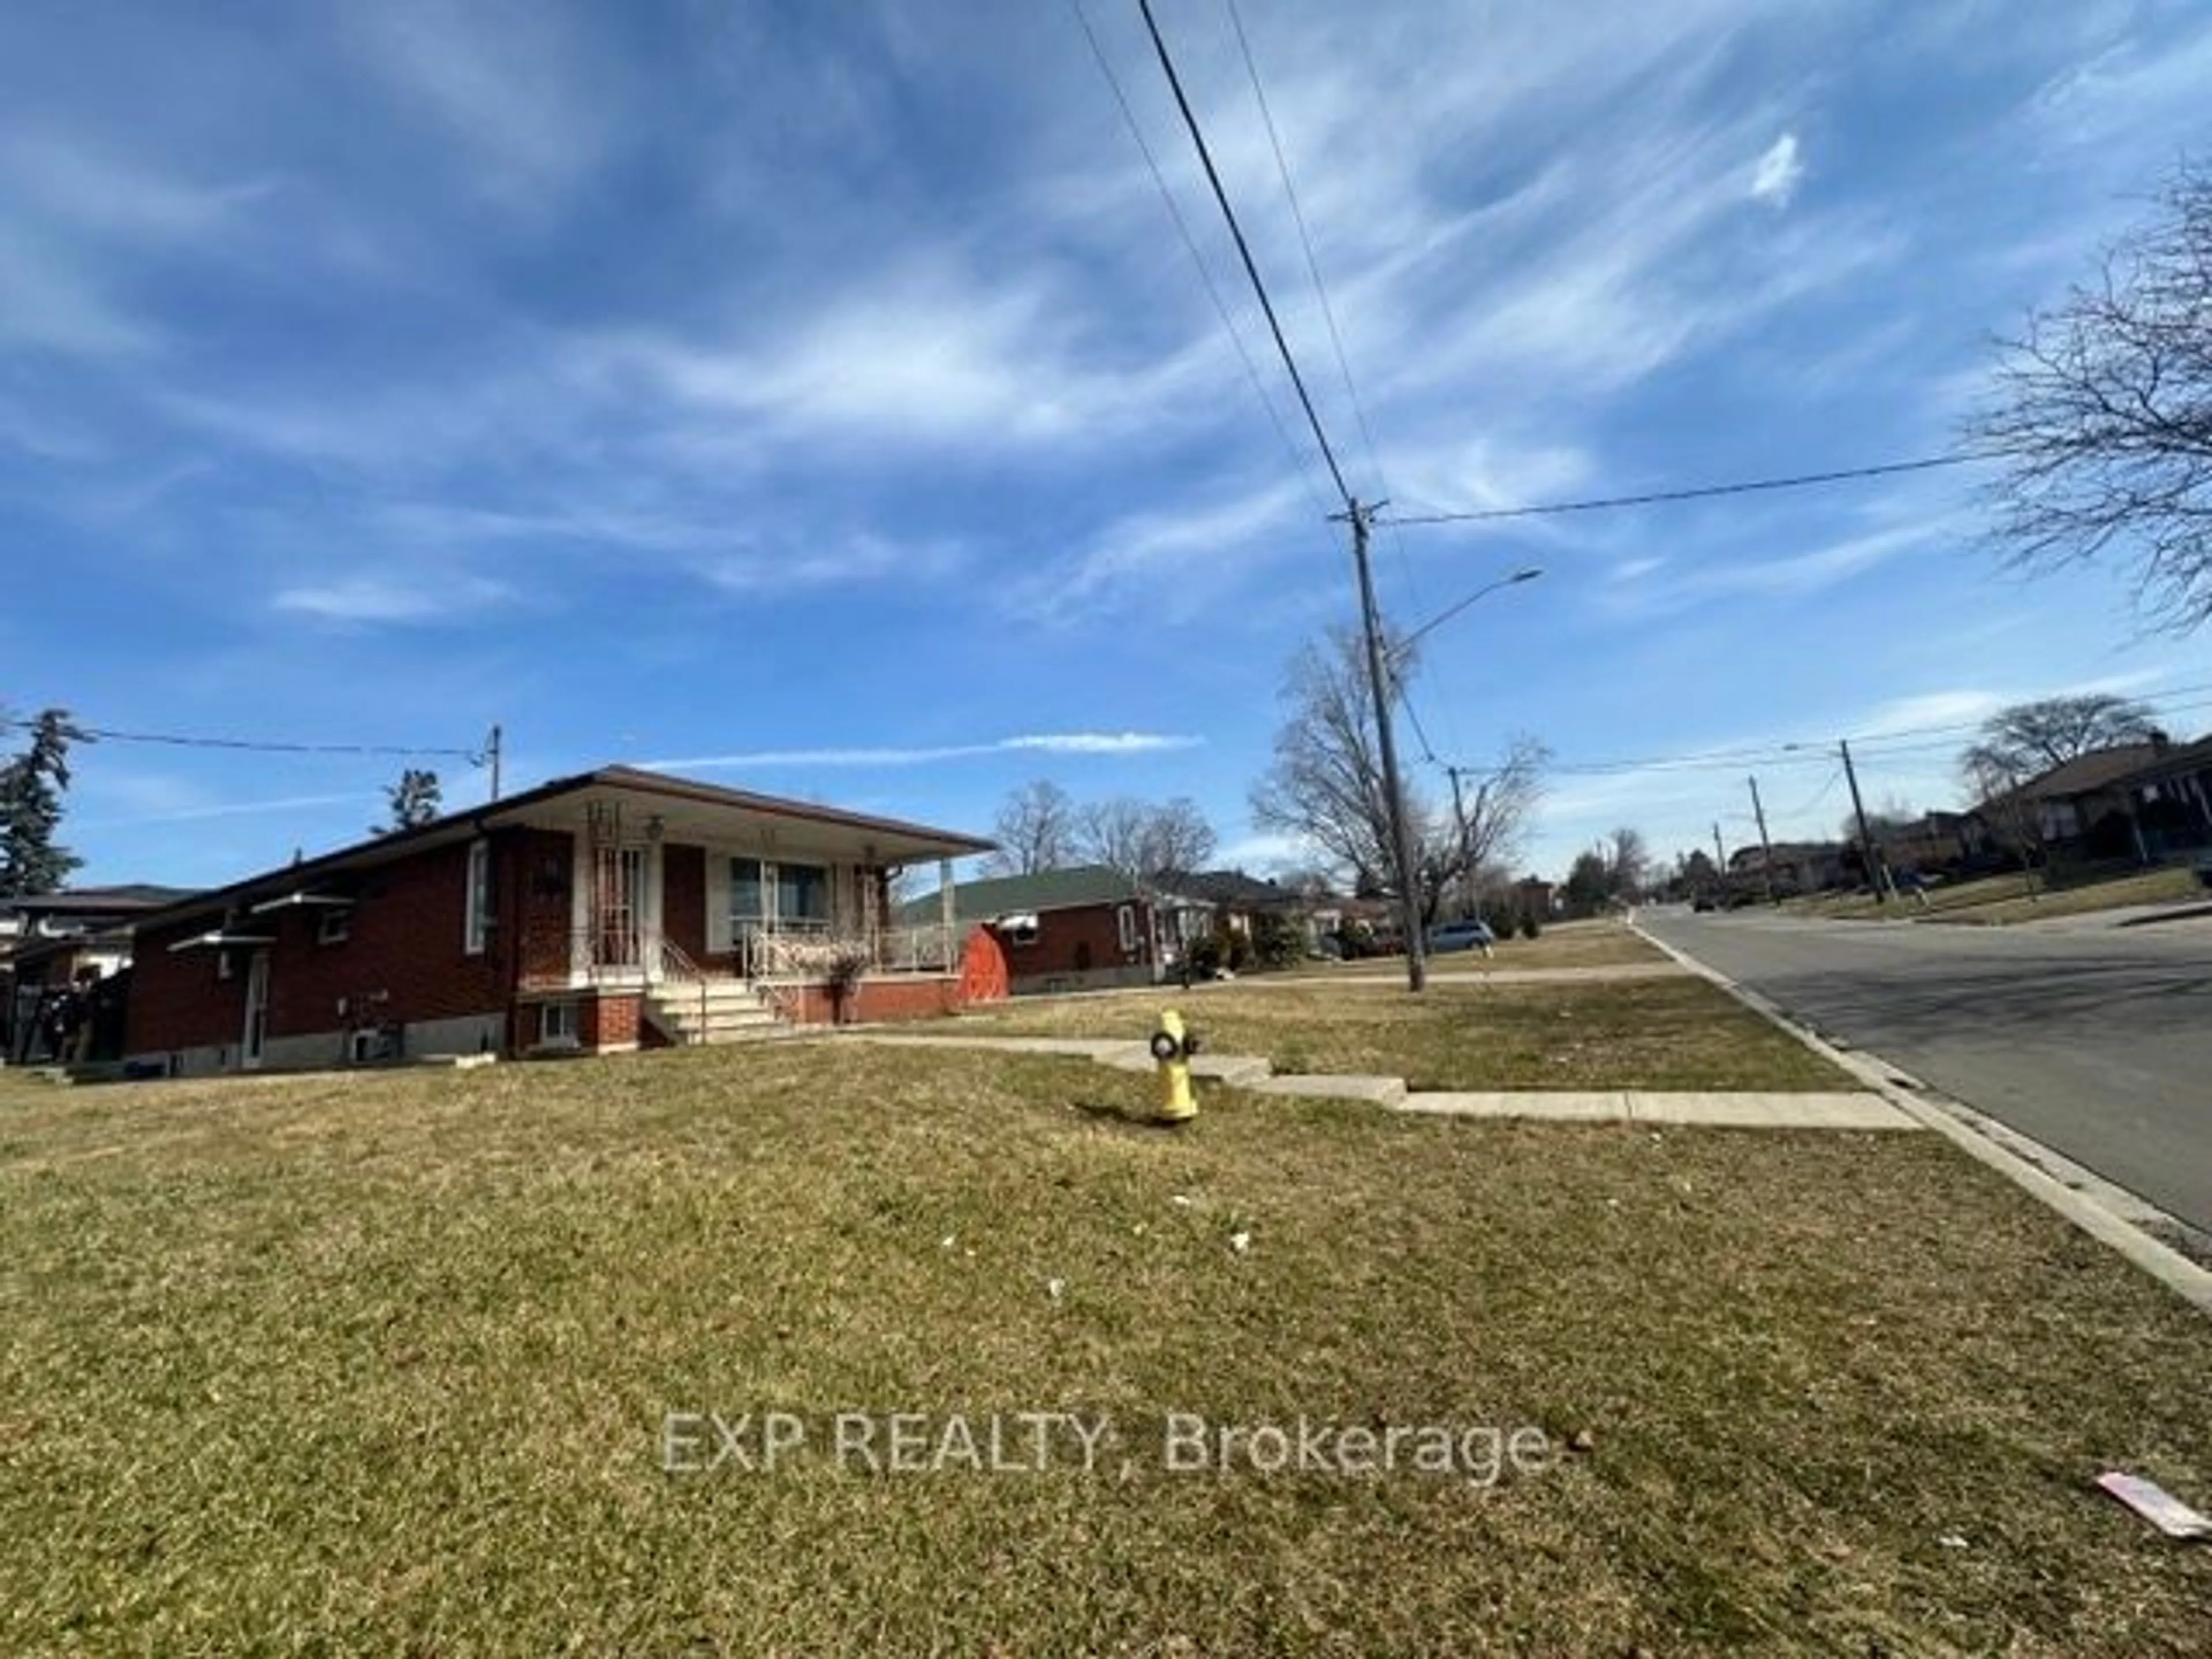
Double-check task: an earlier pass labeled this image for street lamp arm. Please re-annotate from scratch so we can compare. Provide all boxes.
[1393,568,1542,662]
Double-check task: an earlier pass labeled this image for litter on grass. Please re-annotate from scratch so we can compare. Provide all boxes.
[2096,1472,2212,1540]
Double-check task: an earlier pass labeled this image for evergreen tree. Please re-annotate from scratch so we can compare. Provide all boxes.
[0,709,84,899]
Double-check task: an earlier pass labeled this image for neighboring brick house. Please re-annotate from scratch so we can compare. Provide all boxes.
[3,885,196,1063]
[897,866,1212,996]
[124,766,993,1075]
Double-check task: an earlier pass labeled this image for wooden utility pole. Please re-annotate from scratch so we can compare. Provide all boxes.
[1840,737,1888,902]
[1344,498,1426,992]
[1748,775,1776,903]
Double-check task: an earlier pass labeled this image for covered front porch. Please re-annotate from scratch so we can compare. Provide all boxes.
[493,769,988,1034]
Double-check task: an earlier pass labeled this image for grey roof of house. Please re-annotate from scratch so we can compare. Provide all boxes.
[4,884,199,916]
[1177,869,1302,908]
[897,865,1207,927]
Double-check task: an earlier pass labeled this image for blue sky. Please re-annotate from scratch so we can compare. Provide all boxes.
[6,0,2212,891]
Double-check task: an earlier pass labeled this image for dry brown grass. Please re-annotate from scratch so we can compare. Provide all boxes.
[3,1050,2208,1654]
[955,976,1851,1091]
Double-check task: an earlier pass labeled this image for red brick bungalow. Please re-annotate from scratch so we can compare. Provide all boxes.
[896,865,1214,996]
[125,766,994,1075]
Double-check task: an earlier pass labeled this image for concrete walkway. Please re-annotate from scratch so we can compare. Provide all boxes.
[833,1030,1918,1130]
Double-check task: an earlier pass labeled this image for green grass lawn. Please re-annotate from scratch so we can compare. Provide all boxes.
[954,976,1853,1092]
[3,1050,2207,1654]
[1789,864,2204,925]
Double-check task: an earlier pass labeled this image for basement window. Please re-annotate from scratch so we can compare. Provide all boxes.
[539,999,578,1047]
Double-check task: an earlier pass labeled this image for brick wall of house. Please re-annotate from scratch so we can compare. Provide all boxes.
[662,843,707,962]
[783,977,963,1024]
[579,992,641,1048]
[992,902,1151,984]
[126,918,250,1055]
[127,839,512,1058]
[263,841,507,1041]
[515,828,575,989]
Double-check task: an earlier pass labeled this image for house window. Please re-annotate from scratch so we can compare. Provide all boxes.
[465,839,493,955]
[316,908,353,946]
[777,862,830,930]
[730,858,766,929]
[539,999,577,1046]
[1116,904,1138,953]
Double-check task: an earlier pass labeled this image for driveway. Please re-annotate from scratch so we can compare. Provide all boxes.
[1640,907,2212,1234]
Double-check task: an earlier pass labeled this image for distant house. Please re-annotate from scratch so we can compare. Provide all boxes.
[1727,842,1844,895]
[1510,876,1556,923]
[1177,869,1309,939]
[123,766,992,1075]
[1970,735,2212,868]
[3,885,198,1064]
[897,865,1212,995]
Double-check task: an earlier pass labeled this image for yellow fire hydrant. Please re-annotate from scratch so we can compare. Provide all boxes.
[1149,1008,1200,1124]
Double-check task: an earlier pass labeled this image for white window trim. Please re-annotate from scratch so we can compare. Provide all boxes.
[465,839,491,956]
[317,908,352,945]
[1116,904,1138,954]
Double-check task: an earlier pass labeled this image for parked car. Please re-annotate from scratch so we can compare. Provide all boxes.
[1426,919,1497,954]
[1691,892,1717,912]
[2195,858,2212,892]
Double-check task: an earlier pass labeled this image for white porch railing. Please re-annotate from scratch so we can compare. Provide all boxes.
[532,922,963,986]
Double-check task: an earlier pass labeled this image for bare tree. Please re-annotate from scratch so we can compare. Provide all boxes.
[1604,825,1650,900]
[1968,161,2212,631]
[1249,626,1406,895]
[1137,797,1215,880]
[1074,797,1150,877]
[1959,693,2158,784]
[984,779,1077,876]
[1250,626,1547,921]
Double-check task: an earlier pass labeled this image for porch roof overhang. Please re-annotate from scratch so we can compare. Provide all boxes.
[248,888,357,914]
[486,767,995,865]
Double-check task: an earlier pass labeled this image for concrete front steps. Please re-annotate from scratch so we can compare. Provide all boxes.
[645,979,793,1046]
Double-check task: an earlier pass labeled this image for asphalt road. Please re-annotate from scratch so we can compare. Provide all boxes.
[1641,906,2212,1235]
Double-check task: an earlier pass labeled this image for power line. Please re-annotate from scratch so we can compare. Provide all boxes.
[1434,687,2212,782]
[1402,693,1442,767]
[1066,0,1333,525]
[1219,0,1462,764]
[1377,453,1988,528]
[5,716,481,763]
[1135,0,1353,509]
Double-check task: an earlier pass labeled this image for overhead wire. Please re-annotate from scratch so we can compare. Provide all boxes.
[4,717,480,763]
[1377,453,1989,528]
[1065,0,1335,525]
[1134,0,1354,509]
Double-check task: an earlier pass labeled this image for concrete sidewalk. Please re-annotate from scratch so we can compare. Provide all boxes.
[833,1030,1918,1130]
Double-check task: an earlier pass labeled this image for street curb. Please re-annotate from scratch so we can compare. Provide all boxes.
[1633,923,2212,1317]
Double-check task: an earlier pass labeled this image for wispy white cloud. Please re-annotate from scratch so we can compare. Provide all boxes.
[345,0,618,208]
[1749,133,1804,207]
[270,575,515,624]
[71,791,373,831]
[641,732,1203,771]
